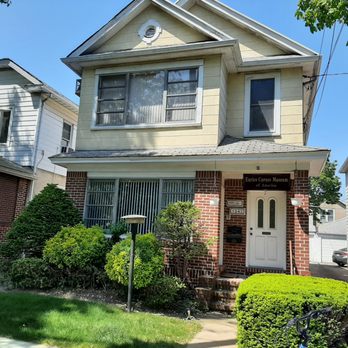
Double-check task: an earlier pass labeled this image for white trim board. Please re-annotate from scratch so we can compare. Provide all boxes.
[176,0,319,56]
[67,0,232,58]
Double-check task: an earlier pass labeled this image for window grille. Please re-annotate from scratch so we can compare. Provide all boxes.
[116,179,160,233]
[85,180,116,228]
[84,178,195,233]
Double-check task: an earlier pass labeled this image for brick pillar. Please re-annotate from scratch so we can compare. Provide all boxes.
[14,178,30,218]
[193,171,222,277]
[288,170,310,276]
[65,172,88,217]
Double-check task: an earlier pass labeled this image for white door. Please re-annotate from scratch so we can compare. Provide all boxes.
[247,191,286,269]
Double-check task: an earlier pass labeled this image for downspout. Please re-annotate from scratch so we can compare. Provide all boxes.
[28,93,51,200]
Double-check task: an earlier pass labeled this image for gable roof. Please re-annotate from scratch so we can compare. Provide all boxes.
[0,58,78,113]
[176,0,318,57]
[68,0,232,58]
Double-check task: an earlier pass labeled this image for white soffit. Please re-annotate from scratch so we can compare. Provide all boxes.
[68,0,232,58]
[176,0,319,57]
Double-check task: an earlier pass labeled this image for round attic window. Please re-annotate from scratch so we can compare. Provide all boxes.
[138,20,162,44]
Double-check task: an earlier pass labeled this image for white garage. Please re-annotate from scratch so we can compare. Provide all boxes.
[310,218,348,263]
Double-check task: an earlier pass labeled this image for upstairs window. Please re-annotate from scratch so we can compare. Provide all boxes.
[0,110,11,143]
[244,73,280,137]
[320,209,335,223]
[61,122,72,153]
[95,67,201,128]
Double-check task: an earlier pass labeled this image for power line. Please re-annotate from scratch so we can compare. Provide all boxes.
[304,72,348,78]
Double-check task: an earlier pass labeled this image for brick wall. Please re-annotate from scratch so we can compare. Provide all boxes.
[188,171,222,278]
[287,170,310,276]
[0,173,30,240]
[65,172,88,217]
[223,179,247,274]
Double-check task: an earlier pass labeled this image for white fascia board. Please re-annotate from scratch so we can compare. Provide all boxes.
[152,0,231,40]
[0,59,41,85]
[177,0,318,57]
[68,0,230,59]
[238,55,320,72]
[0,166,35,180]
[340,158,348,173]
[63,40,238,75]
[51,150,329,166]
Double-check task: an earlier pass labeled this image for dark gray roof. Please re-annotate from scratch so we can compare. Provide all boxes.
[0,157,34,179]
[52,136,328,160]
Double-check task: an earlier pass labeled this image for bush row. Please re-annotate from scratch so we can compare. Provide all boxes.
[236,274,348,348]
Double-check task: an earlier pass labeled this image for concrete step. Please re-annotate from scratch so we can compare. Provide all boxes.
[209,300,235,313]
[212,289,237,301]
[215,277,244,291]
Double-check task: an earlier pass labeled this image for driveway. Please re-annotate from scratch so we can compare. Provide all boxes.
[310,263,348,282]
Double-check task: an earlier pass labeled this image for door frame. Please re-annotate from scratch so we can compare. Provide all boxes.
[246,190,287,270]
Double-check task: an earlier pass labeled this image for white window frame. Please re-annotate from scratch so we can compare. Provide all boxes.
[244,72,281,137]
[61,121,73,153]
[91,60,204,130]
[320,209,335,223]
[138,19,162,44]
[0,108,13,146]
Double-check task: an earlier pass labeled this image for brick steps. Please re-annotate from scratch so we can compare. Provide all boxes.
[195,274,246,313]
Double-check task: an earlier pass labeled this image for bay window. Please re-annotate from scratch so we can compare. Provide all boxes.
[95,66,201,127]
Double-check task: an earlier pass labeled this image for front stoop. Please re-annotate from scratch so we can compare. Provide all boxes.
[195,274,245,312]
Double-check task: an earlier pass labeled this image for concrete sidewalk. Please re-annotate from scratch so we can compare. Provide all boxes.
[187,314,237,348]
[0,338,55,348]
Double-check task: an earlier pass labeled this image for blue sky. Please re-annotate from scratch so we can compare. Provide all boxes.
[1,0,347,198]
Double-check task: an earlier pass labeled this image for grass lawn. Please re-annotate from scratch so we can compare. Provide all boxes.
[0,292,200,348]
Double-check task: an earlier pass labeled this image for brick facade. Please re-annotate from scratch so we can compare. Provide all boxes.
[64,169,310,278]
[188,171,222,278]
[0,173,30,240]
[65,171,88,217]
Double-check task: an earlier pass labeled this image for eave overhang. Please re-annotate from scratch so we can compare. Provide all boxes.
[51,150,329,177]
[63,40,240,75]
[339,158,348,173]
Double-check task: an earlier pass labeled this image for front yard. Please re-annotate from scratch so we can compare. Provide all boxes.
[0,292,200,348]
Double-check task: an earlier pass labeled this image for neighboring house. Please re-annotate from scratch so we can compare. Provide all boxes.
[340,157,348,247]
[0,59,78,239]
[51,0,329,278]
[309,202,347,263]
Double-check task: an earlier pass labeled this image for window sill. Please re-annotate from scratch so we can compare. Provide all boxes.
[90,122,202,131]
[244,131,280,138]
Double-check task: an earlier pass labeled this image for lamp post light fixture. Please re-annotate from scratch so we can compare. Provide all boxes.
[121,214,146,313]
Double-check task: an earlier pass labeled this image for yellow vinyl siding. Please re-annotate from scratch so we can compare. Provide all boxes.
[94,5,210,54]
[226,68,304,145]
[76,55,222,150]
[45,99,77,126]
[190,5,287,58]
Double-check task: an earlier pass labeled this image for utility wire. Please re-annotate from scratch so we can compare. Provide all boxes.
[313,23,344,119]
[304,23,344,122]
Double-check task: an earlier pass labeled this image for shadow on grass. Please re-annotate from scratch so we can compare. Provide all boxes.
[0,292,196,348]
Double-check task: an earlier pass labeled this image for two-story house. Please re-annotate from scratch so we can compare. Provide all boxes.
[51,0,329,278]
[0,59,78,239]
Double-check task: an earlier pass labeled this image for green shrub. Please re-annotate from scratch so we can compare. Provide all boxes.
[108,221,129,244]
[142,276,186,309]
[10,258,55,289]
[236,274,348,348]
[0,184,80,268]
[105,233,164,289]
[43,224,108,270]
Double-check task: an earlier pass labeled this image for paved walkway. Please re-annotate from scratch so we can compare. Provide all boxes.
[0,338,55,348]
[187,314,237,348]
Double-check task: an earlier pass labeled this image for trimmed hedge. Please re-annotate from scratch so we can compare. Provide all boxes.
[43,224,108,270]
[236,274,348,348]
[105,233,164,289]
[10,258,55,289]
